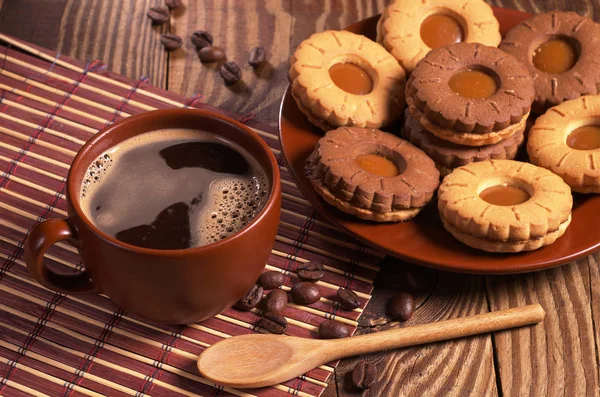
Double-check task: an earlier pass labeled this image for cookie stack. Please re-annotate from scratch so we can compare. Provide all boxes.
[402,42,535,176]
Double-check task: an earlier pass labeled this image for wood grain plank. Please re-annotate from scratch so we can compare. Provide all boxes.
[0,0,66,51]
[331,261,497,397]
[57,0,167,88]
[486,255,600,397]
[0,0,167,89]
[167,0,294,126]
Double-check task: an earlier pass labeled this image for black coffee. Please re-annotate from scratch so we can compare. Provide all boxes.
[80,129,269,250]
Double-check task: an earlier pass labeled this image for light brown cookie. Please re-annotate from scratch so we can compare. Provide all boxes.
[438,160,572,252]
[441,214,571,252]
[407,95,528,147]
[289,30,406,132]
[306,127,440,222]
[527,96,600,193]
[378,0,501,73]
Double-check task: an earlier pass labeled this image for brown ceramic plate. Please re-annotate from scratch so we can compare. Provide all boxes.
[279,8,600,274]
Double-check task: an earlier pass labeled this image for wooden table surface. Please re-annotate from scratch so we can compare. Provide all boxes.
[1,1,599,396]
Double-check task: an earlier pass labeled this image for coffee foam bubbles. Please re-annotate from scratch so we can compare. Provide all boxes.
[80,153,113,199]
[196,174,268,245]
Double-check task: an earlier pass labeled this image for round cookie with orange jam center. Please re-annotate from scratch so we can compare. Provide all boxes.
[306,127,439,222]
[377,0,500,73]
[289,30,406,132]
[528,96,600,193]
[407,43,534,134]
[500,12,600,114]
[438,160,573,252]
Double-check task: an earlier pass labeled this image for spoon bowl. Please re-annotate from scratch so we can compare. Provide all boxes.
[197,333,330,387]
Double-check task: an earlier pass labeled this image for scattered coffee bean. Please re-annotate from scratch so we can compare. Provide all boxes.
[351,361,376,390]
[388,291,415,321]
[191,30,213,49]
[259,312,287,334]
[291,281,321,305]
[147,7,169,25]
[198,45,226,63]
[297,261,324,281]
[220,61,242,85]
[164,0,182,9]
[234,284,263,310]
[160,34,183,51]
[263,289,288,314]
[248,46,266,68]
[259,271,285,290]
[319,319,350,339]
[337,287,360,310]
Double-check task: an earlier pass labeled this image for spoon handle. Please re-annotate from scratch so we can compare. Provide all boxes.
[328,304,544,359]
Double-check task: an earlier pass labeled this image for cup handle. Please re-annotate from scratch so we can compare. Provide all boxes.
[24,218,94,294]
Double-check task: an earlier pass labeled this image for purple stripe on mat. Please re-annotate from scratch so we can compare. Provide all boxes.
[62,307,125,396]
[0,385,32,397]
[0,73,120,124]
[0,359,68,397]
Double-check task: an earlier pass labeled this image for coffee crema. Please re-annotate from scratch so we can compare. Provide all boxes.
[80,129,269,250]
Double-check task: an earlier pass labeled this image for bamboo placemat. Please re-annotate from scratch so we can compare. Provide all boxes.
[0,34,382,397]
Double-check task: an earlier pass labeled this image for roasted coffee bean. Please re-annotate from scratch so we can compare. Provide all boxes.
[297,261,324,281]
[191,30,213,49]
[351,361,376,390]
[263,289,288,313]
[234,284,263,310]
[248,46,266,68]
[259,271,285,290]
[147,7,169,25]
[337,287,360,310]
[220,61,242,85]
[160,34,183,51]
[318,319,350,339]
[259,312,287,334]
[165,0,182,9]
[198,45,226,63]
[291,282,321,305]
[388,291,415,321]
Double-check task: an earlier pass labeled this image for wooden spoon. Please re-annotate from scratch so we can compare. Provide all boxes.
[197,304,544,388]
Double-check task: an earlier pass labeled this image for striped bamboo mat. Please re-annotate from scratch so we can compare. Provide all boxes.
[0,34,383,397]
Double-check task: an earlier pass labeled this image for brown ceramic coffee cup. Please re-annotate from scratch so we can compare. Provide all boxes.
[24,109,281,324]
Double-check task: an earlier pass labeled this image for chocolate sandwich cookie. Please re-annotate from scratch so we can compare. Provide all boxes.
[402,110,524,177]
[406,94,529,147]
[500,12,600,114]
[377,0,500,73]
[407,43,534,134]
[289,30,406,132]
[306,127,439,222]
[528,96,600,193]
[438,160,572,252]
